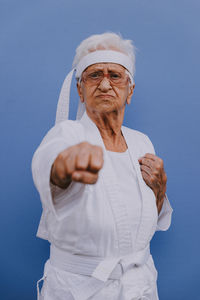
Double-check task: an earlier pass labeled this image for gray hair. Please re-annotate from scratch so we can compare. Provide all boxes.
[72,32,136,76]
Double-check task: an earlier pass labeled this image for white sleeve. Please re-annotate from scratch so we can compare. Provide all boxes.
[144,135,173,231]
[156,194,173,231]
[31,121,80,219]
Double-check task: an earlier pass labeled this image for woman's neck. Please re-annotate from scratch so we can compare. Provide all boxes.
[86,108,127,152]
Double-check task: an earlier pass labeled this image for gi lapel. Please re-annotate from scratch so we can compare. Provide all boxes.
[121,126,158,250]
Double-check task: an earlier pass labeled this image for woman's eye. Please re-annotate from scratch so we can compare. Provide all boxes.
[89,72,101,79]
[110,73,121,79]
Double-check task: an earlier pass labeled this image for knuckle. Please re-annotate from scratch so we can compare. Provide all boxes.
[78,149,88,158]
[76,159,87,170]
[57,150,70,162]
[153,170,159,177]
[64,163,72,176]
[57,152,65,161]
[77,147,88,159]
[93,146,103,156]
[79,141,90,148]
[92,161,102,171]
[149,178,153,185]
[56,168,66,181]
[96,145,103,152]
[54,163,62,174]
[79,144,91,155]
[149,175,155,184]
[155,162,161,169]
[153,167,159,174]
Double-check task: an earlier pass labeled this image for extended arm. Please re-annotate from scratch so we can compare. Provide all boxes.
[32,121,104,218]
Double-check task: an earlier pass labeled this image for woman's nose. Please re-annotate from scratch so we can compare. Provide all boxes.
[98,76,112,91]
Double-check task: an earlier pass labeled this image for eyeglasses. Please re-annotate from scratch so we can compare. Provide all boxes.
[81,70,129,86]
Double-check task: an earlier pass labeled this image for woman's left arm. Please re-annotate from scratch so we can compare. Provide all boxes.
[138,153,167,215]
[137,134,173,231]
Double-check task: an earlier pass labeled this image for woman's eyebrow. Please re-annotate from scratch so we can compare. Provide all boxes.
[87,68,103,73]
[108,69,123,73]
[88,67,124,73]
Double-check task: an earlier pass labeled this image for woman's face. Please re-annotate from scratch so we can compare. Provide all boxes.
[77,63,134,115]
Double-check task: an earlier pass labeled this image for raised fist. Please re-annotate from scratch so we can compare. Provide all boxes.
[50,142,104,189]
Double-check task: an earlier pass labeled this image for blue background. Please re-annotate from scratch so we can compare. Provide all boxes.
[0,0,199,299]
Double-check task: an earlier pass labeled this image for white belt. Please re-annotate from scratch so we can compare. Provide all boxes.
[48,244,150,300]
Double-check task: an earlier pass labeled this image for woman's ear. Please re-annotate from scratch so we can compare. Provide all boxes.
[77,82,84,103]
[126,84,135,105]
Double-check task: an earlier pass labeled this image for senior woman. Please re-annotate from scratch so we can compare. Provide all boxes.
[32,32,172,300]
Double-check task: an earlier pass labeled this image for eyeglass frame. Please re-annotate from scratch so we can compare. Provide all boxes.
[77,68,132,87]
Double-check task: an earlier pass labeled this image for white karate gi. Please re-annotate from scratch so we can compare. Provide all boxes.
[32,112,173,300]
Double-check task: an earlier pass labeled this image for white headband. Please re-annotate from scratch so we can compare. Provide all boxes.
[55,50,135,124]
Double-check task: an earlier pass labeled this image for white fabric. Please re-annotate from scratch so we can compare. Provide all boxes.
[55,50,134,124]
[107,149,141,243]
[40,244,150,300]
[32,112,173,300]
[75,50,134,79]
[55,69,75,123]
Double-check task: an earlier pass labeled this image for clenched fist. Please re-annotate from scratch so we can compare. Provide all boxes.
[50,142,104,189]
[138,153,167,214]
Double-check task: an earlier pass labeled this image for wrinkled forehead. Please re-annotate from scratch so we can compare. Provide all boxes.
[84,62,126,73]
